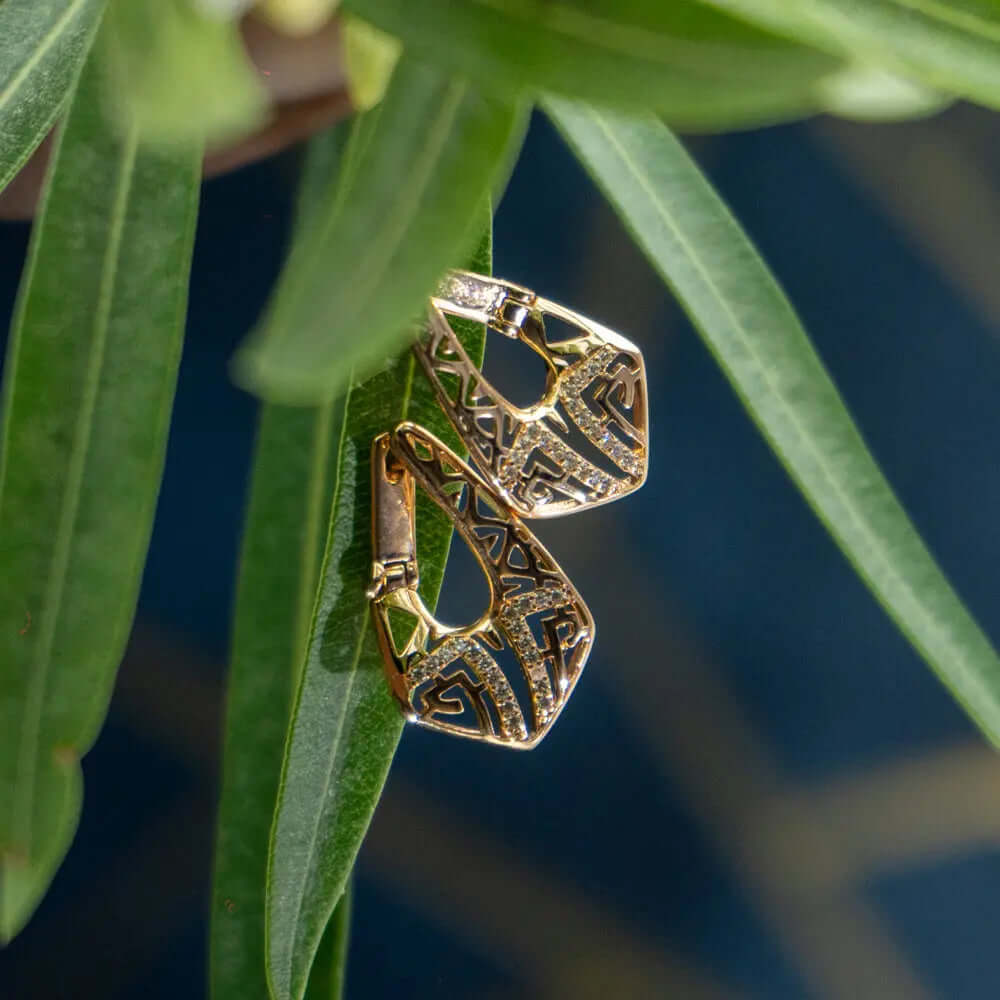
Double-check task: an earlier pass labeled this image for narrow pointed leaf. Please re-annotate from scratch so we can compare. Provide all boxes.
[265,217,491,1000]
[302,884,351,1000]
[235,54,522,404]
[700,0,1000,109]
[546,97,1000,743]
[0,0,106,195]
[211,128,349,1000]
[210,401,344,997]
[0,48,200,940]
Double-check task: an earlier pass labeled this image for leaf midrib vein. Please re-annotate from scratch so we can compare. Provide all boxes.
[13,122,140,848]
[0,0,89,114]
[281,356,416,996]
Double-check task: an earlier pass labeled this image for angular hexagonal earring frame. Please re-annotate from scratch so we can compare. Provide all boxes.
[368,422,595,747]
[413,270,649,518]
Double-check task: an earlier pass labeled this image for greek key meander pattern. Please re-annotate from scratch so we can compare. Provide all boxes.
[416,272,648,518]
[371,425,594,746]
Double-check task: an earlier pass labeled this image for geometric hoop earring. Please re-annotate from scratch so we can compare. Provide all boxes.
[413,270,649,518]
[368,422,595,747]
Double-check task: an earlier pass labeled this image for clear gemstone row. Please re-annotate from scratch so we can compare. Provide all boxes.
[560,346,645,478]
[497,584,573,726]
[497,420,616,506]
[561,344,619,394]
[406,634,527,740]
[500,582,572,618]
[436,273,506,314]
[406,634,472,687]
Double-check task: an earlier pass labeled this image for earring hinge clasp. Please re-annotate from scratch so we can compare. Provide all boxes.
[368,434,419,600]
[490,288,536,339]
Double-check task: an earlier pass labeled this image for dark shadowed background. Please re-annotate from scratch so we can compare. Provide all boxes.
[2,107,1000,998]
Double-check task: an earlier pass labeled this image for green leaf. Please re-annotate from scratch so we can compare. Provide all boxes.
[210,401,344,996]
[344,0,847,127]
[265,212,491,1000]
[699,0,1000,109]
[545,97,1000,744]
[0,0,106,196]
[234,54,524,404]
[816,64,948,121]
[211,129,348,1000]
[100,0,268,147]
[0,45,201,941]
[302,884,351,1000]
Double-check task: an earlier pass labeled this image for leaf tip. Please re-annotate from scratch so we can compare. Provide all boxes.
[231,333,360,405]
[0,849,44,944]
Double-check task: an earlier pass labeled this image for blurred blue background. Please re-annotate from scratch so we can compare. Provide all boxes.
[3,105,1000,998]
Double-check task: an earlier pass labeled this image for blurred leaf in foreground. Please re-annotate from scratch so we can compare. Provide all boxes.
[235,54,524,404]
[346,0,850,128]
[817,64,947,121]
[101,0,268,147]
[699,0,1000,110]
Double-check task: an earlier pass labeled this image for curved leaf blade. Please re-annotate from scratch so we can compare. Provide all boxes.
[211,129,349,1000]
[345,0,851,128]
[265,219,491,1000]
[700,0,1000,108]
[0,46,201,940]
[545,97,1000,743]
[234,55,522,404]
[0,0,106,196]
[210,401,343,997]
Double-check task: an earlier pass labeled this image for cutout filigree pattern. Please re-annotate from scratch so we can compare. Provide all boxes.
[414,271,649,518]
[369,423,594,747]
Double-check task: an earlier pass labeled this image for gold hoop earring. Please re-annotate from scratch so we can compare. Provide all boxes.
[413,270,649,518]
[368,422,594,747]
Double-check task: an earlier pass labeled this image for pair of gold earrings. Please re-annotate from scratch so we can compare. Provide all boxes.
[368,271,648,748]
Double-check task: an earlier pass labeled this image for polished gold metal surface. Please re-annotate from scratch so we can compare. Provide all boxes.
[368,422,594,747]
[414,270,649,518]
